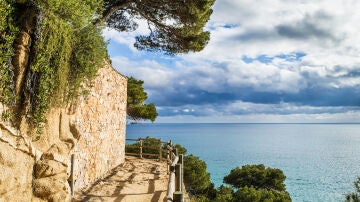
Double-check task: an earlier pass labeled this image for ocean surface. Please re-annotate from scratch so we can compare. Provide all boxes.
[126,123,360,202]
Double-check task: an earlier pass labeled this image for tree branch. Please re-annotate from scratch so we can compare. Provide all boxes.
[94,0,131,26]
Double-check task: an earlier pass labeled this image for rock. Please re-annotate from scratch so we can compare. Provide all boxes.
[33,174,69,199]
[35,159,67,178]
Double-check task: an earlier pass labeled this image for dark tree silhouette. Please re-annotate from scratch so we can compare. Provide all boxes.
[96,0,215,54]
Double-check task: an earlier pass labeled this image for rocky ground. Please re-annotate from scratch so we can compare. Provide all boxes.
[74,156,169,202]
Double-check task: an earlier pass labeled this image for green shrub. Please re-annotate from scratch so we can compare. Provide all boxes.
[0,0,19,107]
[23,0,106,132]
[346,177,360,202]
[184,154,212,196]
[233,186,291,202]
[223,164,287,191]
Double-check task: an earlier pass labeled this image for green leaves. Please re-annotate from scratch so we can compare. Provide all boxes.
[184,154,212,195]
[346,177,360,202]
[224,164,287,191]
[127,77,158,122]
[233,186,291,202]
[223,164,291,202]
[102,0,215,54]
[0,0,18,107]
[24,0,106,131]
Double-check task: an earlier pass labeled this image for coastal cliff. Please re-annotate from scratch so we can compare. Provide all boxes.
[0,62,127,201]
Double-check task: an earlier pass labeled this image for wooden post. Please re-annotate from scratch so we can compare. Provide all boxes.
[179,154,183,166]
[159,138,162,161]
[173,191,184,202]
[139,138,143,159]
[169,140,173,161]
[175,148,178,156]
[175,164,182,191]
[70,154,75,196]
[179,154,183,193]
[167,141,171,174]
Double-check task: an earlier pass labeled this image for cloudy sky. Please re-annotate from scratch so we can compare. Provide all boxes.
[104,0,360,123]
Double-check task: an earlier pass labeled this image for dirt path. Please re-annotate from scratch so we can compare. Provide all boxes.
[74,156,169,202]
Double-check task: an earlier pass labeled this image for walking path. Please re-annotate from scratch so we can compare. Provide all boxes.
[74,156,169,202]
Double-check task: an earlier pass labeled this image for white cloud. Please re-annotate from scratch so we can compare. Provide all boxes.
[105,0,360,122]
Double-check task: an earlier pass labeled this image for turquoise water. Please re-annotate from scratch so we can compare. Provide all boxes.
[126,123,360,201]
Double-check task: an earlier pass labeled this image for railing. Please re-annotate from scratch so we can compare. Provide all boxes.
[166,144,184,202]
[125,138,166,160]
[125,138,185,202]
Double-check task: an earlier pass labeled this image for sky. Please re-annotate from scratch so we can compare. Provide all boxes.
[103,0,360,123]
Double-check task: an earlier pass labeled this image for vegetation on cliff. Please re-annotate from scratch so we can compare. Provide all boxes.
[0,0,107,132]
[0,0,18,110]
[0,0,214,132]
[346,177,360,202]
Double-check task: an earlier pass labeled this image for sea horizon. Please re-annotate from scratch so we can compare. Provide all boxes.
[126,123,360,201]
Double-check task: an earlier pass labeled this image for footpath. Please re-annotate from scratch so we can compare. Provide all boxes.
[74,156,169,202]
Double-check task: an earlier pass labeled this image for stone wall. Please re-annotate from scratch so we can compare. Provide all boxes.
[0,62,127,201]
[72,62,127,190]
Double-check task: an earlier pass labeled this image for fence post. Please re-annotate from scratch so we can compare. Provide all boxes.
[159,138,162,161]
[179,154,183,166]
[173,191,184,202]
[139,138,143,159]
[167,141,171,174]
[175,164,182,191]
[179,154,183,193]
[169,140,173,161]
[70,154,75,196]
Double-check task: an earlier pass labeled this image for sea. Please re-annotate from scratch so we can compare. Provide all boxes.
[126,123,360,202]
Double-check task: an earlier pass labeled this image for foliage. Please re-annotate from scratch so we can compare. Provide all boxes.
[174,143,187,155]
[68,24,108,101]
[184,154,212,196]
[27,12,74,130]
[99,0,215,54]
[233,186,291,202]
[223,164,287,191]
[346,177,360,202]
[222,164,291,202]
[211,185,234,202]
[127,77,158,122]
[0,0,19,107]
[22,0,106,131]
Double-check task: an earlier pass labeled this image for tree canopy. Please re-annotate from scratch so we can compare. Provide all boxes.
[183,154,213,195]
[127,77,158,122]
[97,0,215,54]
[223,164,291,202]
[346,177,360,202]
[223,164,287,191]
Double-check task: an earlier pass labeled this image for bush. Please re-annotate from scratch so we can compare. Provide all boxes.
[232,186,291,202]
[22,0,106,132]
[184,154,212,196]
[212,185,234,202]
[223,164,286,191]
[0,0,19,108]
[346,177,360,202]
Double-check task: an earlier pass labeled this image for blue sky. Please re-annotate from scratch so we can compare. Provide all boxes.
[104,0,360,123]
